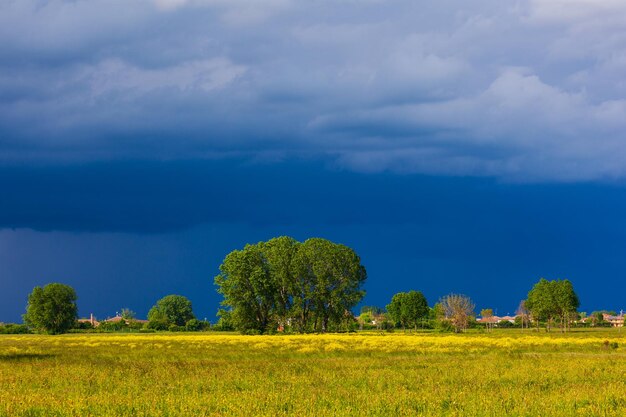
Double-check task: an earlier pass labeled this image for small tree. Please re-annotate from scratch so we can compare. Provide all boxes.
[480,308,494,332]
[120,308,136,320]
[515,300,530,331]
[24,283,78,334]
[525,278,579,332]
[386,291,429,331]
[185,318,209,331]
[358,311,374,330]
[440,294,475,333]
[148,295,195,327]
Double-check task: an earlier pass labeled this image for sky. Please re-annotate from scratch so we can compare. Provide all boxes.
[2,0,626,322]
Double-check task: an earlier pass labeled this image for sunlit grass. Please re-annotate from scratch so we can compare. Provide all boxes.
[1,330,625,416]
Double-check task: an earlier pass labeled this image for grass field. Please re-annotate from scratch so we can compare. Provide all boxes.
[1,330,625,416]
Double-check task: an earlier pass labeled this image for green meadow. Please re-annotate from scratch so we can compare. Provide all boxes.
[1,330,625,417]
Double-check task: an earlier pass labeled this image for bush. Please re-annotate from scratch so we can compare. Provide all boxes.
[126,320,145,330]
[467,319,483,329]
[434,319,455,333]
[146,319,169,331]
[497,320,515,328]
[138,328,156,333]
[98,320,127,332]
[186,319,209,331]
[73,321,95,330]
[168,324,185,332]
[0,324,31,334]
[213,317,234,332]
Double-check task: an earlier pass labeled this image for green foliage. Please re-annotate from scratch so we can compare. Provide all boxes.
[120,308,136,320]
[145,321,168,331]
[73,321,95,330]
[497,320,515,328]
[430,303,445,320]
[433,318,455,333]
[148,294,195,327]
[185,318,209,331]
[358,311,375,330]
[23,283,78,334]
[146,309,170,330]
[168,324,185,332]
[0,323,31,334]
[212,309,235,331]
[215,236,367,334]
[98,320,127,332]
[386,291,429,330]
[525,278,580,332]
[126,320,145,330]
[360,306,384,315]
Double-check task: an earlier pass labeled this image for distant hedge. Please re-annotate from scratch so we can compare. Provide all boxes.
[0,324,31,334]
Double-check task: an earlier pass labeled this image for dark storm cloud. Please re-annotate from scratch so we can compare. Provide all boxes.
[1,158,625,238]
[3,161,626,322]
[2,1,626,179]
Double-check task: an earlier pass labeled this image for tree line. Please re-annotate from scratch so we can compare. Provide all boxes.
[21,284,210,334]
[9,235,605,335]
[376,279,582,333]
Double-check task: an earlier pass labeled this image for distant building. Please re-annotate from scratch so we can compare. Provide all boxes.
[77,313,100,327]
[476,315,517,325]
[602,313,624,327]
[77,313,148,327]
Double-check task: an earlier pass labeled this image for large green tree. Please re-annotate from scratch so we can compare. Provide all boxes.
[293,238,366,332]
[23,283,78,334]
[148,294,195,327]
[386,291,429,330]
[263,236,299,329]
[525,278,579,332]
[214,242,279,333]
[215,236,367,334]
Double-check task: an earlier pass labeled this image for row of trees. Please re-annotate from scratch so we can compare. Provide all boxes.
[18,233,584,336]
[384,291,475,333]
[215,237,367,334]
[23,283,206,334]
[378,279,581,333]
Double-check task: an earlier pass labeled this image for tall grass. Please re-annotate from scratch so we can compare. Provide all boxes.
[1,330,625,416]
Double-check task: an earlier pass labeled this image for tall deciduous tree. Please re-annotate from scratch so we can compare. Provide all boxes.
[24,283,78,334]
[264,236,299,329]
[215,236,367,334]
[215,242,279,333]
[440,294,475,333]
[297,238,366,332]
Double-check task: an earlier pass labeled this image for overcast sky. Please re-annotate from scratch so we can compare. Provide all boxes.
[2,0,626,321]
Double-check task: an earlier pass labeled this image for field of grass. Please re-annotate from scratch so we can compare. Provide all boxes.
[1,329,625,416]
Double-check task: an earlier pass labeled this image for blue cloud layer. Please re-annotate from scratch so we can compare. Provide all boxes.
[3,0,626,180]
[3,160,626,322]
